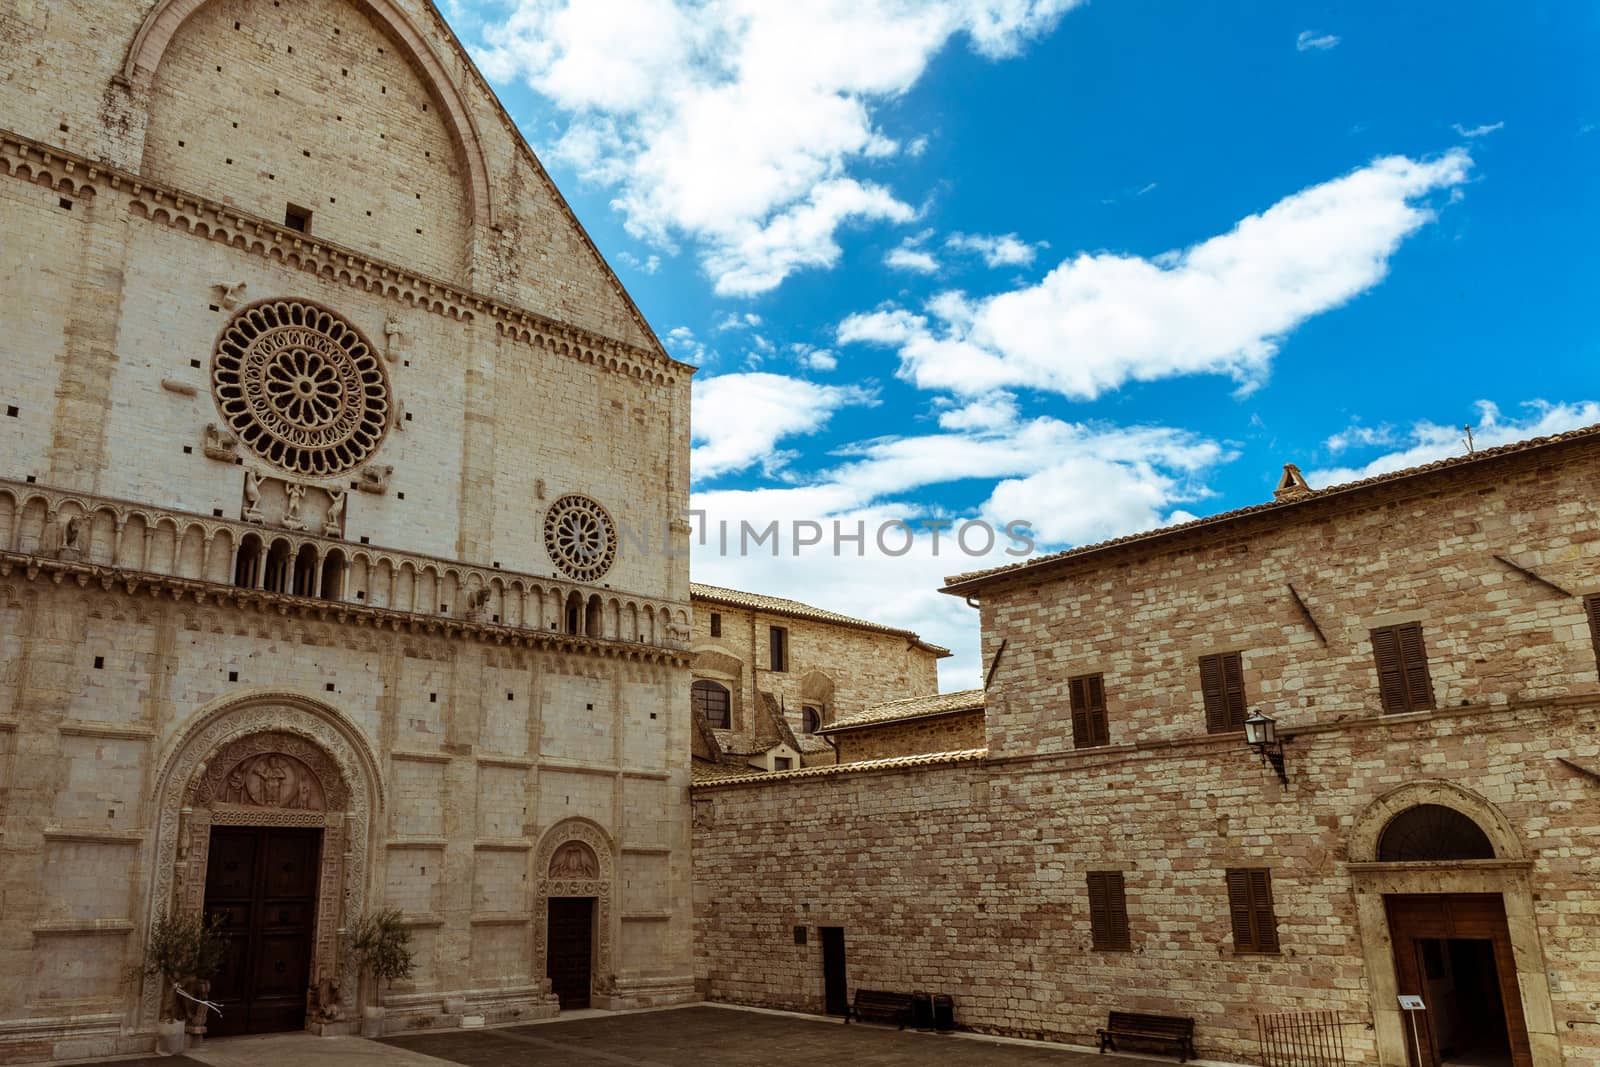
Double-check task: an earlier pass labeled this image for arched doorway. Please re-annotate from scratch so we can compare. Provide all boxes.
[1348,783,1557,1067]
[141,694,382,1036]
[533,819,615,1012]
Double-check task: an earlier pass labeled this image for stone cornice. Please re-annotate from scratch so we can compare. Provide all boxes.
[0,552,691,667]
[0,128,693,386]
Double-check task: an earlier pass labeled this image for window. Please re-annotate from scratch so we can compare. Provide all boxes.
[1370,622,1435,714]
[1225,868,1279,953]
[284,203,311,232]
[1069,673,1109,748]
[1086,871,1130,951]
[692,680,731,729]
[769,626,788,672]
[773,756,793,771]
[709,611,721,637]
[801,705,821,735]
[1199,651,1247,733]
[1585,595,1600,673]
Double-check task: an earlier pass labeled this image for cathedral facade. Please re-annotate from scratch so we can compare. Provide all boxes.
[0,0,696,1059]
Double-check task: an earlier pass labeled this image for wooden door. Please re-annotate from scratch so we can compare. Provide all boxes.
[203,827,321,1035]
[1386,894,1529,1067]
[820,926,848,1016]
[546,897,594,1010]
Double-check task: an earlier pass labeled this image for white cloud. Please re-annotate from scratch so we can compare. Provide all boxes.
[690,414,1227,686]
[474,0,1082,295]
[1307,400,1600,487]
[886,246,941,274]
[715,312,763,332]
[1296,29,1340,51]
[791,343,839,371]
[663,325,711,364]
[691,372,877,480]
[1324,421,1396,453]
[936,393,1019,430]
[617,250,661,273]
[945,231,1046,268]
[839,151,1473,400]
[1452,121,1505,138]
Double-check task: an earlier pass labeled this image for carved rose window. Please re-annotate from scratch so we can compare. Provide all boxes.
[544,495,617,582]
[212,300,390,477]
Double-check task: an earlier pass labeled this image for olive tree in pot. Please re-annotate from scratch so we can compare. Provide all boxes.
[345,908,414,1038]
[130,910,226,1055]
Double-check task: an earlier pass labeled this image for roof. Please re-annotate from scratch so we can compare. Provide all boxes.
[943,422,1600,593]
[690,583,951,657]
[690,748,987,788]
[817,688,986,734]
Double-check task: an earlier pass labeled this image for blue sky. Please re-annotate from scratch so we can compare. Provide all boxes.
[448,0,1599,687]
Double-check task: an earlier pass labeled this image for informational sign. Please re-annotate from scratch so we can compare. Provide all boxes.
[1397,995,1425,1011]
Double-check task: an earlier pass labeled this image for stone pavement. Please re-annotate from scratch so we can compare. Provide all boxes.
[83,1005,1166,1066]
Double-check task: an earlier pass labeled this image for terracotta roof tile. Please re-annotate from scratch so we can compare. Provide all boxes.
[691,583,952,656]
[817,688,986,734]
[690,747,987,788]
[943,422,1600,590]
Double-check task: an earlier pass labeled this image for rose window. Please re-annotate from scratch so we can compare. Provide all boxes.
[544,495,617,582]
[211,300,390,477]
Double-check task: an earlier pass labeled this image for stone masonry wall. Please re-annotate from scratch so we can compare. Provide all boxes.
[832,710,984,762]
[693,697,1600,1066]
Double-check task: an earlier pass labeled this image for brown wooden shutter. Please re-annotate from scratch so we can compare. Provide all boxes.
[1371,625,1408,712]
[1249,869,1279,952]
[1087,871,1130,951]
[1225,869,1255,948]
[1588,595,1600,672]
[1200,654,1228,733]
[1070,674,1109,748]
[1201,652,1246,732]
[1396,622,1434,711]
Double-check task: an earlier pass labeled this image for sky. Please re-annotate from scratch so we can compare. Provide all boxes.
[446,0,1600,688]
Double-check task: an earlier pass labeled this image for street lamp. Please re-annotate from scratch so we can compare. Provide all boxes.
[1243,710,1288,785]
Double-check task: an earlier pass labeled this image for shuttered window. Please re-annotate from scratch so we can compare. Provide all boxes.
[709,612,721,637]
[1199,651,1247,733]
[1086,871,1131,952]
[1225,868,1279,953]
[1370,622,1435,714]
[1586,595,1600,674]
[1069,673,1110,748]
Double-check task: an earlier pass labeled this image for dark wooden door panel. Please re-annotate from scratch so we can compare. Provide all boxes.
[546,897,594,1010]
[1386,894,1530,1067]
[202,827,320,1036]
[820,927,848,1016]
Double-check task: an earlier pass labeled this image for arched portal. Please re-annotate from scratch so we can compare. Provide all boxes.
[533,819,615,1012]
[141,692,383,1034]
[1347,782,1557,1067]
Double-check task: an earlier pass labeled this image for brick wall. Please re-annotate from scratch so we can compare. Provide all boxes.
[692,697,1600,1065]
[832,710,984,762]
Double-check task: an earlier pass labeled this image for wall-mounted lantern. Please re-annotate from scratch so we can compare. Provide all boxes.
[1243,710,1288,785]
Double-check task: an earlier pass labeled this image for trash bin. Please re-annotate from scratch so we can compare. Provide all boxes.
[932,994,955,1033]
[911,991,934,1031]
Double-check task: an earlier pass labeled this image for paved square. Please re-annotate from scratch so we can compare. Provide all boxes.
[383,1005,1111,1066]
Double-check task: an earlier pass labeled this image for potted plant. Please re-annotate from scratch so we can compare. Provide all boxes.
[130,909,226,1055]
[345,908,414,1038]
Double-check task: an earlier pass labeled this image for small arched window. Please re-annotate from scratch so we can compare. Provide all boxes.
[692,680,731,729]
[1377,804,1495,861]
[801,705,821,735]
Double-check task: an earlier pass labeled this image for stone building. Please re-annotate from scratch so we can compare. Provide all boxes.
[815,688,984,763]
[693,426,1600,1067]
[0,0,697,1059]
[688,583,948,774]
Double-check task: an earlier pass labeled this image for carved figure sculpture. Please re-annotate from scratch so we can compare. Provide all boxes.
[243,470,265,523]
[203,422,238,461]
[283,482,305,530]
[356,465,394,494]
[55,516,83,561]
[324,489,347,538]
[549,841,599,879]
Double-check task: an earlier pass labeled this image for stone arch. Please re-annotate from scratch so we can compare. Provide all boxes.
[139,690,383,1030]
[1349,779,1523,863]
[533,818,616,1005]
[121,0,492,227]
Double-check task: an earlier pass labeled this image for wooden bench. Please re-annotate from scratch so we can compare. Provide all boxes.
[845,989,914,1028]
[1097,1011,1196,1062]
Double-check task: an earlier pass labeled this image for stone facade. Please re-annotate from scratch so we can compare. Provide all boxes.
[828,709,984,763]
[688,584,947,771]
[0,0,695,1060]
[693,429,1600,1067]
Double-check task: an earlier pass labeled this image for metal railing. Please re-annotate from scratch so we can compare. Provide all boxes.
[1258,1010,1349,1067]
